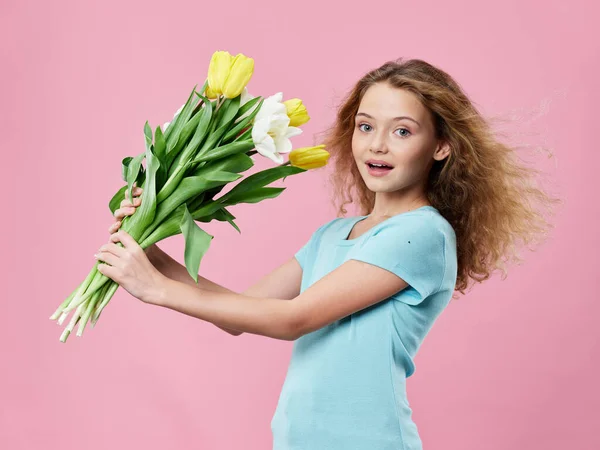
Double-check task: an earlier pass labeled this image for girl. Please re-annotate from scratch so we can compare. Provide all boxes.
[97,58,559,449]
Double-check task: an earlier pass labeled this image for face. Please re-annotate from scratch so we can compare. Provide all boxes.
[351,82,449,198]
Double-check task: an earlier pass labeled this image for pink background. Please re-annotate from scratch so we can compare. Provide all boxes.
[2,0,598,448]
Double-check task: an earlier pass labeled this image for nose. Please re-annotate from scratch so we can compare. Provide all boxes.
[369,132,388,154]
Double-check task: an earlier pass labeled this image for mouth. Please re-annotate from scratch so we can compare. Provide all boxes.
[365,161,394,172]
[365,162,394,177]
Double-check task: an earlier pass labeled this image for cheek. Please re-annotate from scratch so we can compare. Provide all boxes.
[386,146,430,178]
[351,129,359,146]
[396,140,431,164]
[351,132,362,157]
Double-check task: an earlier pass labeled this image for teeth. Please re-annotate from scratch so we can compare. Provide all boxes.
[369,163,390,168]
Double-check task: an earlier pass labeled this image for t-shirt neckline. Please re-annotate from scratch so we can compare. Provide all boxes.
[337,205,437,246]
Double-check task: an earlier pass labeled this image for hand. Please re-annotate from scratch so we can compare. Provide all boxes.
[95,230,167,305]
[109,185,156,257]
[109,185,143,235]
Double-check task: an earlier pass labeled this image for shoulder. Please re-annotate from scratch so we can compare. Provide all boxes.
[372,207,453,243]
[310,215,353,239]
[362,208,457,278]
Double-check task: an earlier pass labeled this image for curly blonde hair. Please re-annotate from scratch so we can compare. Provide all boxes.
[316,58,562,297]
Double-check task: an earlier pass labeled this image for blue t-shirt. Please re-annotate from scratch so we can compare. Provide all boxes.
[271,205,458,450]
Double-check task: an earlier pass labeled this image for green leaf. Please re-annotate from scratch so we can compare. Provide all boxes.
[221,187,286,205]
[109,185,127,215]
[186,192,205,213]
[214,207,240,233]
[144,121,153,151]
[139,205,186,248]
[235,127,252,142]
[199,185,226,203]
[124,148,161,241]
[191,152,253,177]
[135,167,146,189]
[193,90,210,106]
[121,157,133,182]
[236,96,262,120]
[126,153,145,205]
[164,85,200,150]
[218,165,304,204]
[154,125,167,162]
[187,100,214,154]
[156,102,215,203]
[180,205,213,283]
[197,80,209,101]
[195,120,230,157]
[221,97,264,144]
[138,171,241,244]
[192,139,255,165]
[167,99,215,173]
[153,125,168,192]
[190,201,222,221]
[164,111,201,170]
[216,95,241,130]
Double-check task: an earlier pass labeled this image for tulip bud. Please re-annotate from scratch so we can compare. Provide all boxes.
[205,85,219,99]
[222,54,255,99]
[288,145,330,170]
[207,51,233,96]
[283,98,310,127]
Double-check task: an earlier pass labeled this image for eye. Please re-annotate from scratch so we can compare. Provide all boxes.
[358,122,411,137]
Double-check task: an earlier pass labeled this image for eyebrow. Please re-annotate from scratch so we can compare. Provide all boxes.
[355,112,421,127]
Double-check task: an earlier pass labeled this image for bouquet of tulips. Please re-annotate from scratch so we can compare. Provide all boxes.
[50,50,330,343]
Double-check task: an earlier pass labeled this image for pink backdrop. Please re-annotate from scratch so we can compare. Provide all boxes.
[2,0,598,448]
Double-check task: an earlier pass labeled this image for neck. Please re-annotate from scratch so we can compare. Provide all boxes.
[369,189,430,219]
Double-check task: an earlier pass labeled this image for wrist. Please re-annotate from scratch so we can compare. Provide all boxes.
[144,243,162,265]
[146,275,171,307]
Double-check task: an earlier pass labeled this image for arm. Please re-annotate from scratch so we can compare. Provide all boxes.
[148,259,409,341]
[146,244,241,336]
[146,244,303,337]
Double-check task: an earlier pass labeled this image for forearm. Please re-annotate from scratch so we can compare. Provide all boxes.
[150,278,299,341]
[146,244,243,336]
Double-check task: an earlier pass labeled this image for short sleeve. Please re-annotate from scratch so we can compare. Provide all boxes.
[294,220,332,270]
[295,238,311,269]
[349,214,447,305]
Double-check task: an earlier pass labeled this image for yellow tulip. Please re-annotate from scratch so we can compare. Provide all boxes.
[288,145,330,170]
[283,98,310,127]
[222,54,255,98]
[206,51,255,99]
[207,51,232,96]
[205,85,219,99]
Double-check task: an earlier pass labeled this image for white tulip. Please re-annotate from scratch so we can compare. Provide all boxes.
[235,87,259,123]
[251,92,302,164]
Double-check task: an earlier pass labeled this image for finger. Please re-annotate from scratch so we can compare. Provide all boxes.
[114,207,136,220]
[114,209,123,220]
[119,197,141,209]
[108,221,121,233]
[125,186,143,199]
[97,262,117,281]
[99,242,127,257]
[111,230,138,250]
[95,251,119,267]
[120,198,140,208]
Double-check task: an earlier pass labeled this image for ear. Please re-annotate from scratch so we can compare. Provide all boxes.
[433,140,450,161]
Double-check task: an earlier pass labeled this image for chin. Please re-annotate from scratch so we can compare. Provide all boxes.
[363,180,393,193]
